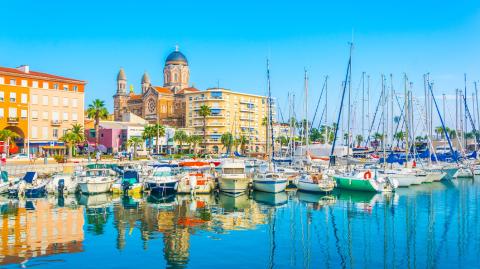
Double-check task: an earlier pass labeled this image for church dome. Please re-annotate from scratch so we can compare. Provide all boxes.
[165,49,188,65]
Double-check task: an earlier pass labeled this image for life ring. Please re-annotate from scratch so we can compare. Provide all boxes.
[364,170,372,180]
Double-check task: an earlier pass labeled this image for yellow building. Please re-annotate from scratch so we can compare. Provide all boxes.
[0,65,86,155]
[185,88,274,154]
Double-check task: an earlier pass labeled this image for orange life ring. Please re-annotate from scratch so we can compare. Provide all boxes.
[364,170,372,179]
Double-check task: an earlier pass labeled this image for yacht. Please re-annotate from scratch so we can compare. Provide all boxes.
[77,168,116,194]
[296,171,335,193]
[144,166,179,195]
[219,160,250,194]
[253,170,288,193]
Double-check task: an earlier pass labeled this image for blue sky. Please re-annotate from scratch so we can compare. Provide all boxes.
[1,0,480,131]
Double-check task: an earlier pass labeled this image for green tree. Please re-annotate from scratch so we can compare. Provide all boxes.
[235,135,249,154]
[127,137,143,158]
[174,130,188,153]
[0,129,20,157]
[435,126,445,139]
[66,123,85,157]
[188,135,202,154]
[276,136,289,147]
[355,134,364,147]
[310,128,322,142]
[86,99,109,148]
[221,132,234,154]
[142,125,156,154]
[198,105,211,152]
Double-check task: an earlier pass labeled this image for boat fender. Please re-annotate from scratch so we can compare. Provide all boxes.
[412,160,416,168]
[364,170,372,180]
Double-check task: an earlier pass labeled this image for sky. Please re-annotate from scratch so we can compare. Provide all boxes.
[1,0,480,134]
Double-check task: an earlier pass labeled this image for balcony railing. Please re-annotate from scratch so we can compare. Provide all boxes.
[51,120,61,126]
[7,117,19,123]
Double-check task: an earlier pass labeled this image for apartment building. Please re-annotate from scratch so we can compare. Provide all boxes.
[0,65,86,154]
[185,88,275,153]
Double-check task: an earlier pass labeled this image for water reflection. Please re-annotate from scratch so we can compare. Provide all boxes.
[0,178,479,268]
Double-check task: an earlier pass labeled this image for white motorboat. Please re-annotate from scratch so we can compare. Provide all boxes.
[77,168,116,194]
[296,171,335,193]
[177,169,215,194]
[46,173,78,195]
[253,171,288,193]
[144,166,179,195]
[382,168,423,187]
[219,160,250,194]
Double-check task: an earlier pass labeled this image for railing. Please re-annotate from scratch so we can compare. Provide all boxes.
[7,117,19,123]
[51,120,61,126]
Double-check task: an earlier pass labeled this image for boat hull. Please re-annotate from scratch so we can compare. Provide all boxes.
[218,177,250,194]
[334,176,378,192]
[297,179,335,193]
[78,181,114,194]
[145,181,178,195]
[177,179,214,194]
[253,179,288,193]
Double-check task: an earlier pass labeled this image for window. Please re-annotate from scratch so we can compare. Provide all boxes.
[42,95,48,105]
[32,81,38,88]
[0,108,3,118]
[63,112,68,121]
[31,126,38,139]
[9,92,16,102]
[53,128,58,139]
[10,79,16,86]
[8,108,17,117]
[0,91,4,102]
[52,96,59,106]
[31,110,38,120]
[89,129,96,138]
[42,127,48,139]
[63,129,68,136]
[21,93,27,104]
[31,94,38,104]
[0,77,4,84]
[53,83,58,90]
[42,82,48,89]
[72,112,78,121]
[63,85,68,91]
[73,85,78,92]
[42,111,49,120]
[21,110,27,118]
[63,97,68,106]
[52,111,59,121]
[21,80,27,87]
[72,99,78,107]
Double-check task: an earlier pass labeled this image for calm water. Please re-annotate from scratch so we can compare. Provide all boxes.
[0,179,479,269]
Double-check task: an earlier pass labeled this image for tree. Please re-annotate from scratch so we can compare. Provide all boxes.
[221,132,234,154]
[154,124,165,153]
[0,129,20,157]
[188,135,202,154]
[355,134,364,147]
[86,99,109,148]
[198,105,211,153]
[127,137,143,158]
[142,125,156,154]
[435,126,444,139]
[276,136,289,147]
[173,130,188,153]
[67,123,85,157]
[235,135,249,154]
[310,128,322,142]
[59,133,76,160]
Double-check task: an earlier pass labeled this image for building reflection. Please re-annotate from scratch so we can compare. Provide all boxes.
[0,196,84,265]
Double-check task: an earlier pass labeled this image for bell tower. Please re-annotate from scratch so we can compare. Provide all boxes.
[113,68,130,121]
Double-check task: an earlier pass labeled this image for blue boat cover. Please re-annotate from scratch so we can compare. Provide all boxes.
[234,151,246,158]
[23,172,37,184]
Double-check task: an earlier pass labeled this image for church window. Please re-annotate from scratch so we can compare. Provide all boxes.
[174,73,178,82]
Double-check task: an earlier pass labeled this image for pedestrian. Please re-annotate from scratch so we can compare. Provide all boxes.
[96,151,101,163]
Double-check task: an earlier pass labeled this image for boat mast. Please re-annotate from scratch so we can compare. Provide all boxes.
[267,59,275,162]
[325,76,329,145]
[346,43,353,170]
[361,72,365,143]
[381,75,386,168]
[304,69,309,157]
[404,74,409,165]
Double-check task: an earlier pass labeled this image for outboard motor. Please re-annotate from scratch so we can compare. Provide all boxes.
[122,180,130,196]
[58,179,65,196]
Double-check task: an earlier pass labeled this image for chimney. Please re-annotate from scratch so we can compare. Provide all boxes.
[17,65,30,73]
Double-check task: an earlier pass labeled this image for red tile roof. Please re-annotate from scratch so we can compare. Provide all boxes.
[129,93,143,100]
[177,87,200,94]
[0,66,86,83]
[153,86,173,94]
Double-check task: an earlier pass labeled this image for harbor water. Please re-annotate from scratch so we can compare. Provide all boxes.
[0,178,479,268]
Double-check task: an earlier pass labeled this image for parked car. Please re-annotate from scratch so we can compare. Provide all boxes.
[10,153,29,159]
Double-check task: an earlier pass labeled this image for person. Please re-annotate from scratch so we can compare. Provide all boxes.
[1,153,6,166]
[96,151,101,163]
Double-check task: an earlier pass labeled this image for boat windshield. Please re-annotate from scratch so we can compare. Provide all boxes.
[86,170,110,177]
[153,171,172,177]
[223,168,245,174]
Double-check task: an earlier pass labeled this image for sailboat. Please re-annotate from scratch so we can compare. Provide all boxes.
[253,59,288,193]
[296,69,335,193]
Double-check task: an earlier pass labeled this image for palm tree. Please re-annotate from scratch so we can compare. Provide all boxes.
[67,123,85,157]
[355,134,364,147]
[188,135,202,154]
[235,135,249,154]
[154,124,165,153]
[173,130,188,153]
[198,105,211,153]
[86,99,109,148]
[59,132,76,160]
[0,129,20,157]
[221,132,234,154]
[127,137,143,158]
[142,125,155,154]
[434,126,444,139]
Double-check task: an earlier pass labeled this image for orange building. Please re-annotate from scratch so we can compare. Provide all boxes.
[0,65,86,154]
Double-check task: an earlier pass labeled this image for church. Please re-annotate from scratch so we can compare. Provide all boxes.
[113,47,199,127]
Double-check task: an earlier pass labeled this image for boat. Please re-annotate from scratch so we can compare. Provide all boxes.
[296,171,335,193]
[218,160,250,194]
[253,191,288,206]
[473,164,480,176]
[382,168,423,187]
[46,173,78,195]
[8,172,49,198]
[454,166,473,178]
[253,171,288,193]
[77,168,116,194]
[333,170,397,192]
[0,171,20,194]
[177,168,216,194]
[112,169,143,195]
[144,166,179,195]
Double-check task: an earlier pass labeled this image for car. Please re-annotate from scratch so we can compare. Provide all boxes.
[10,153,29,159]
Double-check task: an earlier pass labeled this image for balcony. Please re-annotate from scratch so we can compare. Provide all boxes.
[51,120,61,126]
[7,117,19,124]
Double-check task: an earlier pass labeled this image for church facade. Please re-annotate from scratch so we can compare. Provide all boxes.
[113,48,198,127]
